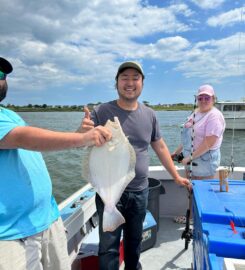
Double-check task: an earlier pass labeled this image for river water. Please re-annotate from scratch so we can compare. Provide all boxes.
[19,111,245,203]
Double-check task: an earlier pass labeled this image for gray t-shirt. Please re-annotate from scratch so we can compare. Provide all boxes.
[91,100,161,191]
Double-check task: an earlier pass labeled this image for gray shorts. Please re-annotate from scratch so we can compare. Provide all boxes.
[0,218,71,270]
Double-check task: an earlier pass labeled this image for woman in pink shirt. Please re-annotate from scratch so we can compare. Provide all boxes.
[172,84,225,223]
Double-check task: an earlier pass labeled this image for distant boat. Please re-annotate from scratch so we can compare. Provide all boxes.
[215,101,245,130]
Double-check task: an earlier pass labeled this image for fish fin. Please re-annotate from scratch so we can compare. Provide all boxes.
[113,117,127,141]
[102,206,125,232]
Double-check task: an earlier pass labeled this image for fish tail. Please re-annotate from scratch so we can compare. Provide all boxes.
[102,206,125,232]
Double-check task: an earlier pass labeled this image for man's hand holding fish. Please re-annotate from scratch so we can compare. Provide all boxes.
[77,106,112,147]
[81,125,112,147]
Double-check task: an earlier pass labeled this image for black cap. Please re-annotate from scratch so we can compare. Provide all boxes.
[0,57,13,74]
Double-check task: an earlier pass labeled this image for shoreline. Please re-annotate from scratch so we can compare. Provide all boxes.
[1,104,194,112]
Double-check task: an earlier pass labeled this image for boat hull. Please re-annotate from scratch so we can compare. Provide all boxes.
[59,165,245,269]
[224,117,245,130]
[215,101,245,130]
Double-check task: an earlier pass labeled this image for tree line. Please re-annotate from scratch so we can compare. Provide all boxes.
[0,102,193,112]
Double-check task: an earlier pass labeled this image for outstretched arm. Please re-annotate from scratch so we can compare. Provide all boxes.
[0,125,112,151]
[151,138,191,189]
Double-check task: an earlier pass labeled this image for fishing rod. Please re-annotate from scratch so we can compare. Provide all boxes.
[230,5,245,177]
[229,6,244,177]
[181,95,197,250]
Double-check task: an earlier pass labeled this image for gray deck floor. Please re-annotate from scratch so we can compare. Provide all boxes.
[121,217,193,270]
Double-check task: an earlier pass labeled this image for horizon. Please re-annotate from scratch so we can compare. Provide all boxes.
[1,0,245,106]
[1,102,194,107]
[2,98,244,107]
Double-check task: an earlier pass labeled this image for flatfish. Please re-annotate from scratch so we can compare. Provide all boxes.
[82,117,136,232]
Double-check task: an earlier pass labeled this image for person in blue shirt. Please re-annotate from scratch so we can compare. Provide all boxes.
[0,57,112,270]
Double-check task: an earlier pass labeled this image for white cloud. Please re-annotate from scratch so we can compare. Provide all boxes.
[207,7,245,27]
[71,1,190,45]
[169,3,193,17]
[0,0,190,90]
[1,0,244,104]
[142,36,191,61]
[191,0,225,9]
[175,33,245,80]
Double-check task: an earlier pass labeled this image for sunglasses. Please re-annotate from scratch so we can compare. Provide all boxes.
[0,71,7,80]
[197,96,212,102]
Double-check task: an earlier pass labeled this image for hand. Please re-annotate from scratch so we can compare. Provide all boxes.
[77,106,95,133]
[174,176,192,191]
[171,152,177,159]
[84,125,112,147]
[172,152,184,163]
[181,156,191,166]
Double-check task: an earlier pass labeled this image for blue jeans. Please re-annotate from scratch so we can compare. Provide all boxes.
[96,188,149,270]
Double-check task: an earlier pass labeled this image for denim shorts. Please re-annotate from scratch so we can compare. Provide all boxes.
[184,149,220,177]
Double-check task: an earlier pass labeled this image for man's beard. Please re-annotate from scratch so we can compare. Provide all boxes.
[0,82,7,102]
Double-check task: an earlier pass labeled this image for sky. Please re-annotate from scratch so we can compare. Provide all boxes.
[1,0,245,106]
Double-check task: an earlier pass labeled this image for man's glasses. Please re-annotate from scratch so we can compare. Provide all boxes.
[0,71,7,80]
[197,96,211,102]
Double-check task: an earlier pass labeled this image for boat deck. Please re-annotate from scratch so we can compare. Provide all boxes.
[121,217,193,270]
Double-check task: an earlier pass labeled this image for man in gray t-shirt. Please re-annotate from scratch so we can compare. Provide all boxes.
[82,61,190,270]
[91,100,161,192]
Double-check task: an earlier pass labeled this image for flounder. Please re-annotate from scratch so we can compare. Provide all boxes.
[82,117,136,232]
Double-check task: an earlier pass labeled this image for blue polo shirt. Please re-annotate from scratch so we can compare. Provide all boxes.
[0,107,60,240]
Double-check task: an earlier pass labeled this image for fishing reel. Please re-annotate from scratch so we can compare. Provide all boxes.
[172,152,198,166]
[172,152,184,163]
[181,209,193,250]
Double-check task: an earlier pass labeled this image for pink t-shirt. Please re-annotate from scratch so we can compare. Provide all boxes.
[184,107,225,150]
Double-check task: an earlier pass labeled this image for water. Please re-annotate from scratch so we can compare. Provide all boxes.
[19,111,245,203]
